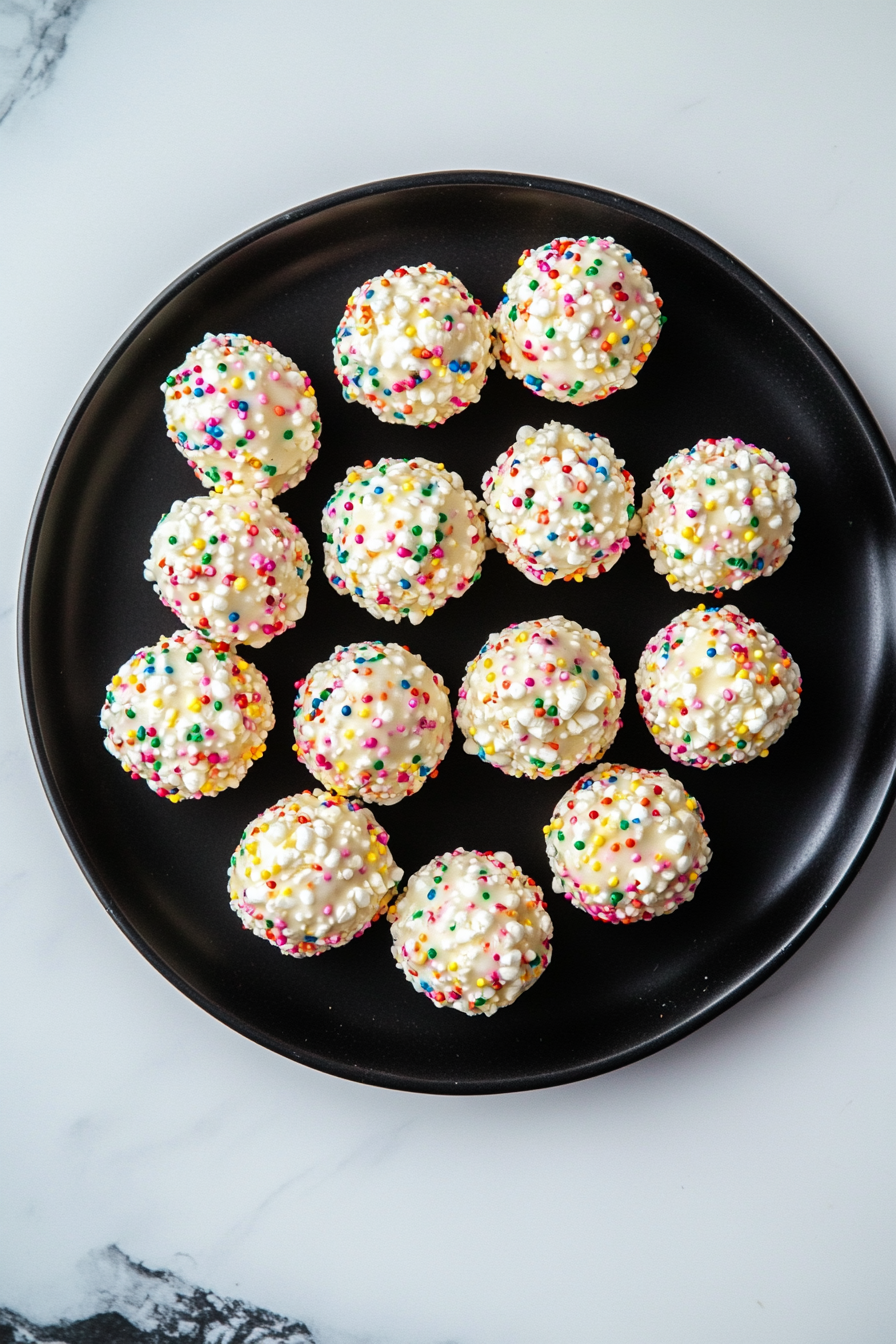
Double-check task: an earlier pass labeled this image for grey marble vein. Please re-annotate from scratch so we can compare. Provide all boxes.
[0,0,88,126]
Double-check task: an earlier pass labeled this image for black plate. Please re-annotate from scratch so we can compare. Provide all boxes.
[19,171,896,1094]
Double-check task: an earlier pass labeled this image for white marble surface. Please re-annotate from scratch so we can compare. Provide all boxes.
[2,2,896,1339]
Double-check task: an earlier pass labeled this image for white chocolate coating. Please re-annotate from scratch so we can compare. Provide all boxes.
[456,615,625,779]
[492,236,663,405]
[639,437,799,592]
[482,422,635,584]
[229,790,402,957]
[322,456,487,624]
[545,764,711,924]
[100,631,274,800]
[294,641,452,805]
[145,491,310,648]
[333,264,493,426]
[636,604,802,768]
[389,849,552,1015]
[162,333,320,495]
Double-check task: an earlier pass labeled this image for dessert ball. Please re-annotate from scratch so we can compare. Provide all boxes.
[492,235,664,405]
[162,333,320,495]
[636,604,802,767]
[229,790,403,957]
[323,456,487,624]
[100,631,274,800]
[145,491,311,648]
[639,437,800,593]
[333,263,493,426]
[294,641,452,805]
[545,764,711,924]
[456,615,625,779]
[482,421,635,585]
[389,848,552,1015]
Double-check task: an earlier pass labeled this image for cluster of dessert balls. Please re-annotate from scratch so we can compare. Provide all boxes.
[98,234,805,1020]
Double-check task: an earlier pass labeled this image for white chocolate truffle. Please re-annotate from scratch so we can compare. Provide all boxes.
[482,422,635,585]
[639,437,800,593]
[545,764,711,924]
[636,604,802,768]
[389,848,552,1015]
[162,333,320,495]
[322,456,487,624]
[492,235,664,405]
[229,790,402,957]
[144,491,311,648]
[100,631,274,800]
[456,615,625,779]
[333,263,494,426]
[294,641,452,805]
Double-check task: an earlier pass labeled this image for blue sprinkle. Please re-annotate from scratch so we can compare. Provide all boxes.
[427,889,436,900]
[621,336,629,344]
[756,558,764,570]
[383,388,391,396]
[164,667,174,675]
[400,679,410,689]
[448,360,460,372]
[399,579,411,589]
[707,648,717,657]
[238,400,248,411]
[177,431,187,443]
[341,706,351,716]
[546,532,558,541]
[461,361,470,373]
[591,669,600,679]
[228,612,239,622]
[624,252,633,262]
[587,456,598,466]
[312,698,321,707]
[374,486,383,494]
[369,367,378,375]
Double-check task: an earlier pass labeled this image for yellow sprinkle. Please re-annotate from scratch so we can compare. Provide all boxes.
[705,499,716,511]
[335,761,347,772]
[233,576,248,591]
[691,667,703,678]
[347,471,360,483]
[641,342,652,353]
[231,376,243,388]
[448,962,458,972]
[344,729,355,740]
[743,529,755,542]
[686,798,697,810]
[606,332,618,345]
[112,675,122,686]
[476,978,486,988]
[483,658,493,668]
[681,527,695,540]
[404,326,416,336]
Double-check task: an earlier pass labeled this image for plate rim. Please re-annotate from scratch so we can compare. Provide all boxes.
[18,168,896,1093]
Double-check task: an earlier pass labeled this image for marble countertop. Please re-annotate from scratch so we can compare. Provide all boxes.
[2,2,895,1339]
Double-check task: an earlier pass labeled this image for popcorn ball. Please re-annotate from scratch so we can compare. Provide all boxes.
[100,631,274,800]
[294,641,452,805]
[389,849,552,1015]
[639,437,800,593]
[229,790,403,957]
[492,235,664,405]
[162,333,320,495]
[456,615,625,779]
[145,491,310,648]
[545,764,711,924]
[333,263,493,426]
[482,421,635,585]
[636,604,802,768]
[323,456,487,624]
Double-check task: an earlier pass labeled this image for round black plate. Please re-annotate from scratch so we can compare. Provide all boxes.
[19,171,896,1093]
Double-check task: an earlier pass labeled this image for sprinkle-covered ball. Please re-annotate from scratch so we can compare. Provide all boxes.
[333,263,493,426]
[294,641,452,805]
[229,790,403,957]
[389,849,552,1015]
[636,604,802,768]
[322,456,487,624]
[492,235,664,405]
[482,422,635,584]
[100,631,274,800]
[145,491,311,648]
[162,333,320,495]
[638,437,800,592]
[545,764,711,924]
[456,615,625,779]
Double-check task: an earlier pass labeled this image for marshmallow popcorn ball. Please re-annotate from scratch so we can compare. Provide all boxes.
[456,615,625,779]
[294,641,452,805]
[145,491,310,648]
[482,422,635,584]
[492,235,664,405]
[333,263,493,426]
[545,764,711,924]
[100,631,274,800]
[323,456,487,624]
[639,437,800,593]
[229,790,403,957]
[636,604,802,768]
[389,849,552,1015]
[162,333,321,495]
